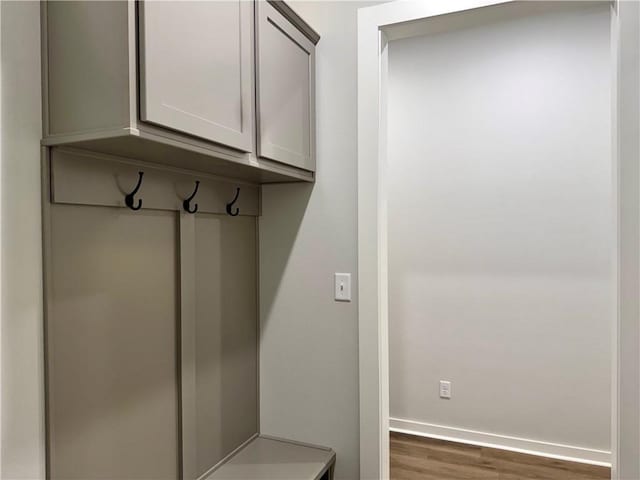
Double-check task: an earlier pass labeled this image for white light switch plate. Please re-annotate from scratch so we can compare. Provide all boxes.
[334,273,351,302]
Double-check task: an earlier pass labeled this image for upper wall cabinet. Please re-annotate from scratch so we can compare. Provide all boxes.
[256,1,318,171]
[42,1,319,184]
[138,1,253,152]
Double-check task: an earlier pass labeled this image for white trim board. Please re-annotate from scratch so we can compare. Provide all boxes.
[389,418,612,467]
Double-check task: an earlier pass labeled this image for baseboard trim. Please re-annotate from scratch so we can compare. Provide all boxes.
[389,418,611,467]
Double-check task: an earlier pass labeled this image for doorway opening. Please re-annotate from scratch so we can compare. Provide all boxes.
[357,1,639,478]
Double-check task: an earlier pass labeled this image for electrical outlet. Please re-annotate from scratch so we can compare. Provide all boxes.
[439,380,451,399]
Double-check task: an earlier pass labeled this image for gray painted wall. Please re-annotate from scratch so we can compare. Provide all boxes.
[1,1,45,478]
[259,2,382,479]
[387,2,613,452]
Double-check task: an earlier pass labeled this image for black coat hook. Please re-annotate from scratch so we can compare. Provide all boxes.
[226,187,240,217]
[125,171,144,211]
[183,180,200,214]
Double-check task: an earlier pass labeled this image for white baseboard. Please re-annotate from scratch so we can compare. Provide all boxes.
[389,417,611,467]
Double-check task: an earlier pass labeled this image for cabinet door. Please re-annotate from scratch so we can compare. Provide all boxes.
[256,1,316,171]
[139,1,254,152]
[47,205,179,480]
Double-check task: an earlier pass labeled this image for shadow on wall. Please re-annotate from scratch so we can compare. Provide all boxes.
[259,182,313,329]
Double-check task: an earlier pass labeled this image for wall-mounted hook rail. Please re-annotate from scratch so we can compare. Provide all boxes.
[226,187,240,216]
[183,180,200,214]
[125,171,144,211]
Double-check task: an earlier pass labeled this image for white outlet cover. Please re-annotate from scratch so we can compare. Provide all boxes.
[334,273,352,302]
[439,380,451,399]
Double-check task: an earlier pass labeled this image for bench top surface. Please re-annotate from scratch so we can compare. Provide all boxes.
[206,436,335,480]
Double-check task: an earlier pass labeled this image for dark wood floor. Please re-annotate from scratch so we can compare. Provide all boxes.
[390,432,610,480]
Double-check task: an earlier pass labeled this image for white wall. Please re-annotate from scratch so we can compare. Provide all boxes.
[0,1,45,479]
[259,2,382,479]
[388,1,613,458]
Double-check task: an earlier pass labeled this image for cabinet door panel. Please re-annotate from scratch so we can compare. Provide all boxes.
[193,214,258,477]
[139,1,253,151]
[47,205,179,480]
[257,2,315,171]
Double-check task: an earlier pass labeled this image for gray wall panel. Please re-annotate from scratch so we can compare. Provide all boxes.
[194,214,258,477]
[47,205,179,480]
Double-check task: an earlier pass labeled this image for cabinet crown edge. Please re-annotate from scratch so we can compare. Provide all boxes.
[267,0,321,45]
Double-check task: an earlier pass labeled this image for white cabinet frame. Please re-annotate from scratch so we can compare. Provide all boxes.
[357,1,639,479]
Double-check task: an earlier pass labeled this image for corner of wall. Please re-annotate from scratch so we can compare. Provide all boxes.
[0,1,46,478]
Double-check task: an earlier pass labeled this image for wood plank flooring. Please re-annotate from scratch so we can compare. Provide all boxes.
[390,432,610,480]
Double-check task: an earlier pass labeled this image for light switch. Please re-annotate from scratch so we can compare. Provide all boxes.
[334,273,351,302]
